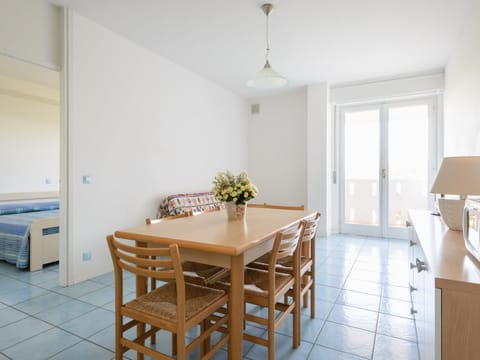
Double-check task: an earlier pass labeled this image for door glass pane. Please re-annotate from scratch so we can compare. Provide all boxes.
[388,104,429,228]
[344,109,380,225]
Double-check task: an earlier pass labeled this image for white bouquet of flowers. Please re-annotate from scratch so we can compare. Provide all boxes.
[212,170,258,205]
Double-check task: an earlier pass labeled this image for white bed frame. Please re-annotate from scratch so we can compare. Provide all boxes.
[0,191,60,271]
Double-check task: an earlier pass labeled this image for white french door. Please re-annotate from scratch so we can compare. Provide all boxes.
[339,98,437,239]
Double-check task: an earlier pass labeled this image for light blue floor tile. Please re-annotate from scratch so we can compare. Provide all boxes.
[328,304,378,332]
[88,324,137,351]
[0,277,29,295]
[36,277,63,290]
[0,307,29,327]
[49,340,114,359]
[343,279,382,296]
[382,284,411,302]
[308,344,366,359]
[78,286,115,306]
[35,299,97,325]
[379,297,413,319]
[316,322,375,359]
[314,284,342,303]
[316,264,352,277]
[245,333,313,360]
[0,317,52,351]
[2,327,81,360]
[276,315,324,343]
[307,299,335,319]
[376,313,417,342]
[91,271,115,285]
[54,280,106,298]
[59,308,114,338]
[13,292,70,315]
[101,292,136,312]
[315,273,347,288]
[0,285,48,305]
[373,334,419,360]
[9,268,59,285]
[336,290,380,312]
[347,269,386,284]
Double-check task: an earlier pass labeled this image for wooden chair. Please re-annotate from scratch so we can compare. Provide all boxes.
[264,203,305,211]
[248,209,320,348]
[145,215,228,286]
[106,235,229,360]
[214,222,305,360]
[248,203,305,211]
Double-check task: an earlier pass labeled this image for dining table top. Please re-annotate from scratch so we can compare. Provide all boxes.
[114,207,315,256]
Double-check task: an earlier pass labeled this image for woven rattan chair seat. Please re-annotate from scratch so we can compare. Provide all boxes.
[125,281,225,322]
[216,268,292,297]
[250,252,310,270]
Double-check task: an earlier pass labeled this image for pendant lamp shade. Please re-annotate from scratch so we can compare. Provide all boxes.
[247,3,287,89]
[247,61,287,89]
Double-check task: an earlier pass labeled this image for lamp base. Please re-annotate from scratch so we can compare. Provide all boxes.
[437,198,465,231]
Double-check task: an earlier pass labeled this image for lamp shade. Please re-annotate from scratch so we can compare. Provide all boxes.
[430,156,480,196]
[247,61,287,89]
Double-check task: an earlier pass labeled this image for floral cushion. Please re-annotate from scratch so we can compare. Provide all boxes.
[158,192,223,218]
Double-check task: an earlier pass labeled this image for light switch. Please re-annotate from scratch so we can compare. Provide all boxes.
[82,176,92,184]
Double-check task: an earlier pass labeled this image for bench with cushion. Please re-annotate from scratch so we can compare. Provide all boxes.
[157,191,223,218]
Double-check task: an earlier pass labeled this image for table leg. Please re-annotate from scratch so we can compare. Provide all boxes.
[228,254,244,360]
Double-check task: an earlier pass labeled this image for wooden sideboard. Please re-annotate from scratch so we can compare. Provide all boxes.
[408,210,480,360]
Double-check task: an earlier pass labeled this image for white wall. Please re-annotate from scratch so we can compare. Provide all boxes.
[0,75,59,193]
[248,90,307,206]
[67,12,248,283]
[444,2,480,156]
[307,83,331,236]
[0,0,60,70]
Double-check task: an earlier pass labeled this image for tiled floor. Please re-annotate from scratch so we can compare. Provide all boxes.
[0,234,419,359]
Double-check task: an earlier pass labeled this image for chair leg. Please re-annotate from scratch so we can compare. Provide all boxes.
[268,305,275,360]
[310,274,315,318]
[172,333,177,356]
[302,274,309,308]
[115,314,122,360]
[293,279,301,349]
[200,319,211,356]
[176,332,186,359]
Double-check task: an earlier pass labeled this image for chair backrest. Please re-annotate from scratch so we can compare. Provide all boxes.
[106,235,186,323]
[267,222,305,292]
[270,221,305,266]
[248,203,267,208]
[264,203,305,211]
[107,235,183,282]
[302,212,321,243]
[145,212,192,224]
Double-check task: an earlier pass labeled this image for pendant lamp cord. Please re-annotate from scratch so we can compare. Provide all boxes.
[265,10,270,62]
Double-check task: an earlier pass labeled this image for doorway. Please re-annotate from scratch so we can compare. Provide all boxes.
[339,98,438,238]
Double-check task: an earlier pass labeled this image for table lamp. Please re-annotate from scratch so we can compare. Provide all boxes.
[430,156,480,231]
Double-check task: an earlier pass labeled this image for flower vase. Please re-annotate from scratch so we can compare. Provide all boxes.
[225,202,247,220]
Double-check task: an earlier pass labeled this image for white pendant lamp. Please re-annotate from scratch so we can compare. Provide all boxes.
[247,3,287,89]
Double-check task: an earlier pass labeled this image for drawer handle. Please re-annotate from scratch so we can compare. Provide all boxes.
[410,307,418,315]
[409,240,417,247]
[416,258,428,273]
[409,284,418,293]
[406,220,412,227]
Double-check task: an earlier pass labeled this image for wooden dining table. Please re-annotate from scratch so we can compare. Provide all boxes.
[114,207,315,360]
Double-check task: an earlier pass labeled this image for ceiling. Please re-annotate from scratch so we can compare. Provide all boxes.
[49,0,473,99]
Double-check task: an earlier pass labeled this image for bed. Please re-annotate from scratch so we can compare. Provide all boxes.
[0,192,60,271]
